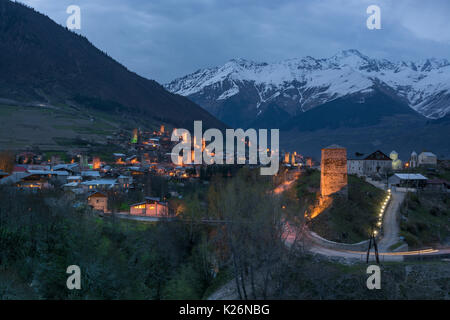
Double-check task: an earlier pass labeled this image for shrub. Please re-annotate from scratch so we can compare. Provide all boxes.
[400,231,419,247]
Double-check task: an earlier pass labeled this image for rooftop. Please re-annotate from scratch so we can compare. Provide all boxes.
[28,170,69,176]
[420,152,437,157]
[62,182,79,187]
[393,173,428,180]
[323,144,345,149]
[53,163,79,170]
[81,171,101,177]
[81,179,117,186]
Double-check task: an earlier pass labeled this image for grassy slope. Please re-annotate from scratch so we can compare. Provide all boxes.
[277,255,449,299]
[0,0,225,131]
[298,171,386,243]
[395,166,450,248]
[400,192,450,248]
[0,103,160,151]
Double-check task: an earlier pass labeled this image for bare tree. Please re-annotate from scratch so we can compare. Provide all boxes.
[210,168,306,299]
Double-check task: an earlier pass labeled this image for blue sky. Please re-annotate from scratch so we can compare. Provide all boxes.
[20,0,450,83]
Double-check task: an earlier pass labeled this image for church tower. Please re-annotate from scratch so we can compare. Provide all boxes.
[410,151,418,168]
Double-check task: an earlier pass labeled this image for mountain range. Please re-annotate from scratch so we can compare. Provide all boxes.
[166,49,450,127]
[166,50,450,158]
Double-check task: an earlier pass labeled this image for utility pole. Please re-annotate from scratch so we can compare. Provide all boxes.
[366,230,380,264]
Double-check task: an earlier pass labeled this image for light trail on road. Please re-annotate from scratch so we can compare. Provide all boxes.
[277,172,449,261]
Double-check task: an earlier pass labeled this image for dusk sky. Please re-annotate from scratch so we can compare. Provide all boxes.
[19,0,450,83]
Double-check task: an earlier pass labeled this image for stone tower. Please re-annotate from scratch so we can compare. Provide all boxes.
[131,128,138,144]
[284,152,290,164]
[320,144,348,198]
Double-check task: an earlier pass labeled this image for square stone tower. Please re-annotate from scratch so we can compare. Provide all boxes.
[320,144,348,198]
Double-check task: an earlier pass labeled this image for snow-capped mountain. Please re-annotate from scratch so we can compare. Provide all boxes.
[165,50,450,128]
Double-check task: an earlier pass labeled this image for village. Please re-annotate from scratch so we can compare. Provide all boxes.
[0,124,448,221]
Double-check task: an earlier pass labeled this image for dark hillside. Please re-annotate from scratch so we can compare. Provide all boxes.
[0,0,224,130]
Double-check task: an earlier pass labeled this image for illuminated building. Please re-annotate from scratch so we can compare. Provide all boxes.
[87,191,108,212]
[320,144,348,198]
[130,197,169,217]
[306,145,348,220]
[131,128,138,144]
[418,151,437,167]
[409,151,418,168]
[92,157,101,170]
[347,150,391,176]
[390,151,402,170]
[388,173,428,189]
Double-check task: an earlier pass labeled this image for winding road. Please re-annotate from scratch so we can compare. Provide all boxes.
[281,174,449,262]
[377,190,405,251]
[115,172,448,262]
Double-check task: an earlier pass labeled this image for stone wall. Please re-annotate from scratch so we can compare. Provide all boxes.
[308,231,370,251]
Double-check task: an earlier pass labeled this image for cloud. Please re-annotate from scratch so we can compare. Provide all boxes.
[19,0,450,83]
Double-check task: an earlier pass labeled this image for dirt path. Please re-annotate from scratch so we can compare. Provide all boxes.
[378,191,405,251]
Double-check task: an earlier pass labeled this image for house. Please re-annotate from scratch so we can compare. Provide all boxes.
[117,175,133,189]
[128,166,146,176]
[130,197,169,217]
[0,172,31,185]
[27,169,69,180]
[17,170,70,188]
[305,157,314,167]
[81,171,101,180]
[67,176,82,183]
[80,179,117,191]
[62,181,80,189]
[87,191,108,212]
[126,155,139,165]
[347,150,392,176]
[388,173,428,189]
[114,153,126,165]
[16,152,42,164]
[52,163,80,175]
[113,153,126,158]
[425,179,449,193]
[16,173,48,189]
[418,152,437,167]
[62,176,82,189]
